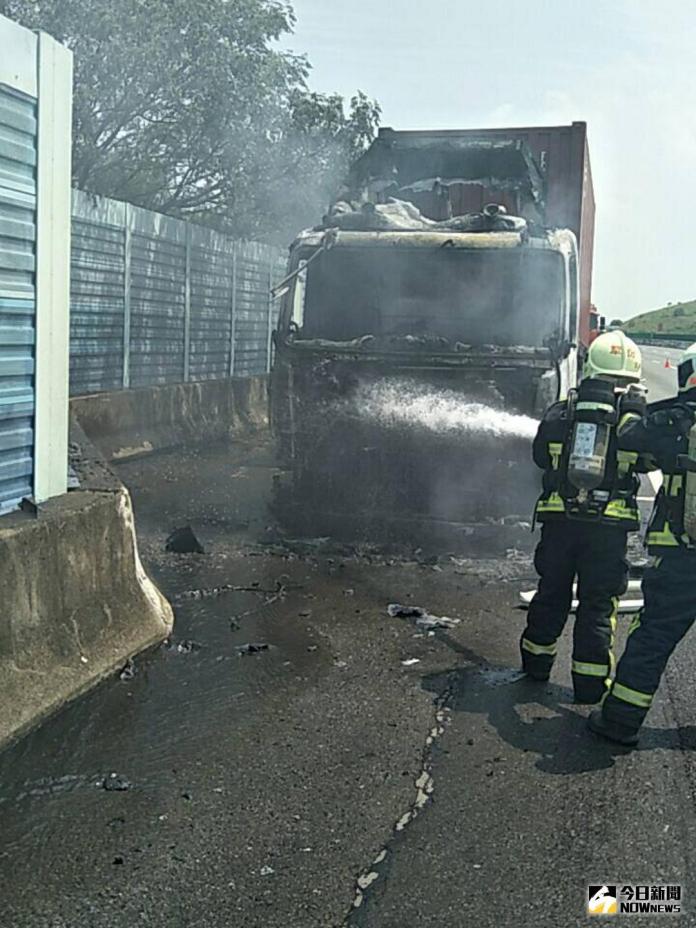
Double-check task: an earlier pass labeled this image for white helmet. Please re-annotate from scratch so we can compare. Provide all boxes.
[678,342,696,396]
[583,330,642,384]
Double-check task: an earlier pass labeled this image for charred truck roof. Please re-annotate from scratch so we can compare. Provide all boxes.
[348,133,546,225]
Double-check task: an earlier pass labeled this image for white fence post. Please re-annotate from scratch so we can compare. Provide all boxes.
[266,256,274,374]
[183,224,192,382]
[229,243,237,377]
[33,31,73,503]
[122,204,132,389]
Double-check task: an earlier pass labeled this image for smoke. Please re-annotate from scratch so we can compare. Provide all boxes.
[350,378,538,439]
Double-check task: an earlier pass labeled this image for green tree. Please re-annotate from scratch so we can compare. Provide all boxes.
[0,0,380,241]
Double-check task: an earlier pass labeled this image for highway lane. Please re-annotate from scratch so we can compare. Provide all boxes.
[641,344,680,403]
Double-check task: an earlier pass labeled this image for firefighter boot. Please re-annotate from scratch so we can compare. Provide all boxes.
[520,635,552,682]
[588,708,639,747]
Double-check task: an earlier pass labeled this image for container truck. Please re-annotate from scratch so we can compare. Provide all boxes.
[270,122,596,547]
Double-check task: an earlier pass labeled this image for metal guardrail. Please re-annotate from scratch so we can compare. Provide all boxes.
[69,190,287,396]
[629,332,696,349]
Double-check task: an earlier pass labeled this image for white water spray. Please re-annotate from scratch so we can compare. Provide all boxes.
[351,379,538,439]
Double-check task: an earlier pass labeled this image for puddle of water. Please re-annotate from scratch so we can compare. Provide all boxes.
[479,668,527,687]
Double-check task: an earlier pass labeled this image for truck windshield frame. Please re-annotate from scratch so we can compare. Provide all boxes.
[289,244,567,350]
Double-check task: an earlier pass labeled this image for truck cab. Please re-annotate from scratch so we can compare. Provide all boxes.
[270,220,579,545]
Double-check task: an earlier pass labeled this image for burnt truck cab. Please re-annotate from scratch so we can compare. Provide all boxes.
[270,222,580,543]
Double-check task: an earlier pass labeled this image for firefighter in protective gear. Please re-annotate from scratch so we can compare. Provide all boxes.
[521,331,652,703]
[589,344,696,745]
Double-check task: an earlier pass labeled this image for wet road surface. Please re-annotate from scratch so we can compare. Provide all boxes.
[2,352,696,926]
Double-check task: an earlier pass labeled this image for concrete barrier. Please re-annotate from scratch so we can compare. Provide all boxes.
[0,376,268,747]
[71,375,268,460]
[0,484,173,748]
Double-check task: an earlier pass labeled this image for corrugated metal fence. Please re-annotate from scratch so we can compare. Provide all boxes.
[70,190,286,396]
[0,85,37,512]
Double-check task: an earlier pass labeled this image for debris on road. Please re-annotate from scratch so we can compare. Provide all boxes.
[260,865,275,876]
[165,526,205,555]
[164,638,202,654]
[118,659,136,681]
[101,774,132,792]
[401,658,421,667]
[387,604,425,618]
[387,603,461,630]
[237,643,270,656]
[416,614,460,630]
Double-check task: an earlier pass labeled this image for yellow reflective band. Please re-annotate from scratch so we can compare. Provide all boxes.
[521,637,558,657]
[611,682,654,709]
[537,492,565,512]
[616,449,639,464]
[548,442,563,470]
[577,401,615,413]
[609,597,619,674]
[617,414,640,436]
[572,660,610,678]
[627,612,642,637]
[603,500,639,521]
[647,526,680,547]
[616,448,639,477]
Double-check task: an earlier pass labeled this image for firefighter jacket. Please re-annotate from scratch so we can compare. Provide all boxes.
[533,396,651,530]
[616,397,696,553]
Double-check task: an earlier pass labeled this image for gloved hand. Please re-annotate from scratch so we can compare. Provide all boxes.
[620,384,647,417]
[651,404,695,431]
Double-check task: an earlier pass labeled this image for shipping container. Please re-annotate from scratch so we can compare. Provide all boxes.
[353,122,596,346]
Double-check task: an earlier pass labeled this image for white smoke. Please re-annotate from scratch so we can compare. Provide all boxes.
[351,379,538,440]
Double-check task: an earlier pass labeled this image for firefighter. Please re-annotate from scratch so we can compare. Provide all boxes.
[589,344,696,746]
[521,330,650,703]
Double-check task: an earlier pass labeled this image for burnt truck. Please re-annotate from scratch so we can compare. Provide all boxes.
[270,124,596,546]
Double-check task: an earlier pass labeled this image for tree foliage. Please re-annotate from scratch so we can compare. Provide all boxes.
[0,0,380,241]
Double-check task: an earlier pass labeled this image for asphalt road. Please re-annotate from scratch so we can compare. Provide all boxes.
[1,350,696,927]
[640,344,680,403]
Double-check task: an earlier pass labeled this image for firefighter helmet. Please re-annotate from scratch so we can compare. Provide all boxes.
[582,330,642,384]
[678,342,696,396]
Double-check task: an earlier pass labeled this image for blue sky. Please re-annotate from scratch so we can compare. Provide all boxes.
[284,0,696,320]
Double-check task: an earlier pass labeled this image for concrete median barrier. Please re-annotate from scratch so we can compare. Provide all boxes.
[0,376,269,747]
[70,375,268,461]
[0,484,173,748]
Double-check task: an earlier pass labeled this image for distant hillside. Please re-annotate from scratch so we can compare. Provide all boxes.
[623,300,696,336]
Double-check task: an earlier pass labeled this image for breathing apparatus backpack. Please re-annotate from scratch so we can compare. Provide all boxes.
[677,418,696,542]
[560,377,619,520]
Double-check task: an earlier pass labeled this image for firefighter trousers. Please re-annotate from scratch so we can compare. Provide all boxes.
[602,548,696,731]
[521,520,629,701]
